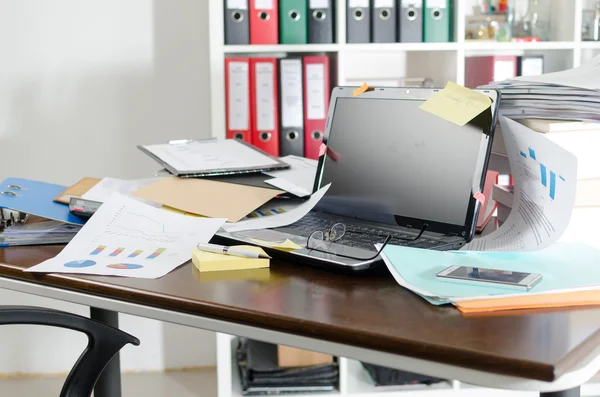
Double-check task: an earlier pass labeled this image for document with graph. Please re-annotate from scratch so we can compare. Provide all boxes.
[464,117,577,252]
[26,194,226,278]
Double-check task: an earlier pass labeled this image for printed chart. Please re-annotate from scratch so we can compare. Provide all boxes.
[519,147,566,201]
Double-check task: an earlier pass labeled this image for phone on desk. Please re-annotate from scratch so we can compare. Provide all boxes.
[437,265,542,290]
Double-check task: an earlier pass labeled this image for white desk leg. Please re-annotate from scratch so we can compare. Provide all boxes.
[541,386,580,397]
[90,307,122,397]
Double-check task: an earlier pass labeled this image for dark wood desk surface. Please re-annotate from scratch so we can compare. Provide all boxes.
[1,245,600,383]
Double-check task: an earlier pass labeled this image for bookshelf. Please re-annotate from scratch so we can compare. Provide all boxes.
[208,0,598,141]
[208,1,600,396]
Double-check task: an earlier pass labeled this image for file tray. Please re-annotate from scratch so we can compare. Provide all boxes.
[138,139,290,178]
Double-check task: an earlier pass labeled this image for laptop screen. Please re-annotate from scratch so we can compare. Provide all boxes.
[316,93,494,236]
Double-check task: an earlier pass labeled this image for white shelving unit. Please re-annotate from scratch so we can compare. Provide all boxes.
[208,2,600,396]
[208,0,600,140]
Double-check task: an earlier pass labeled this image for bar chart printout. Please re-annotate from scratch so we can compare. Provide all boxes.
[128,250,143,258]
[147,248,166,259]
[109,247,125,257]
[90,245,106,255]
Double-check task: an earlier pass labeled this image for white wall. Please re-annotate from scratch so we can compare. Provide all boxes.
[0,0,217,374]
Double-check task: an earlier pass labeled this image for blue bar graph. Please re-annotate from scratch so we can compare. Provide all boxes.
[540,164,547,187]
[528,148,537,160]
[560,175,566,182]
[520,151,527,158]
[550,171,556,200]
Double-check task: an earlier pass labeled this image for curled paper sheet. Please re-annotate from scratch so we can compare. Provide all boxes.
[464,117,578,251]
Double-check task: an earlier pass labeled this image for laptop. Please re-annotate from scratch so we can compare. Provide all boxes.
[217,87,500,272]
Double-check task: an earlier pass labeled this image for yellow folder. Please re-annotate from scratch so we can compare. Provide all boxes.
[192,245,270,273]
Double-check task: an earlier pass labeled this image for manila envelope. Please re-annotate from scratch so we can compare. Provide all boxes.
[53,177,101,204]
[132,177,284,222]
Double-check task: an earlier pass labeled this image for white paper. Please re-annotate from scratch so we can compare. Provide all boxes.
[264,155,318,197]
[142,140,278,173]
[464,117,577,252]
[82,177,162,203]
[310,0,329,9]
[513,54,600,90]
[255,62,275,132]
[280,60,304,128]
[222,184,330,233]
[228,61,250,131]
[226,0,248,10]
[426,0,446,8]
[254,0,274,10]
[26,194,226,279]
[349,0,369,7]
[374,0,394,7]
[402,0,423,7]
[306,64,326,121]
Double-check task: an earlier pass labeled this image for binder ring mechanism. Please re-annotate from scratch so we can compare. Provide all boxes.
[431,8,443,20]
[232,10,244,22]
[313,10,327,21]
[259,11,270,21]
[379,8,391,20]
[260,131,272,142]
[406,7,418,21]
[352,8,365,21]
[286,130,299,141]
[288,9,301,21]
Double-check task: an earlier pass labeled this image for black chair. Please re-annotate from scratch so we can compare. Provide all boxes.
[0,306,140,397]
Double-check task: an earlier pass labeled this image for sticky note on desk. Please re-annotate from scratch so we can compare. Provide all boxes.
[192,245,270,272]
[419,82,492,126]
[250,238,302,251]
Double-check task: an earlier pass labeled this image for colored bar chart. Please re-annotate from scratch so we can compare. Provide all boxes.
[550,171,556,200]
[109,247,125,257]
[128,250,143,258]
[90,245,107,255]
[540,164,547,187]
[147,248,166,259]
[528,147,536,160]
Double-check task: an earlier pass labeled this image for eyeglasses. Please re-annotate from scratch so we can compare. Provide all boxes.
[306,223,392,261]
[306,222,430,261]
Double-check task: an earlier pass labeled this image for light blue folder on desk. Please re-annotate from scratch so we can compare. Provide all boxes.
[0,178,86,226]
[382,243,600,300]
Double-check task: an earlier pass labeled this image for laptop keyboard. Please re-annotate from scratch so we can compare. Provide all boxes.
[277,213,446,252]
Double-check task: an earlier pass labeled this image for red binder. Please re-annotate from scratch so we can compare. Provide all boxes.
[250,58,279,156]
[303,56,330,159]
[225,58,251,143]
[250,0,278,44]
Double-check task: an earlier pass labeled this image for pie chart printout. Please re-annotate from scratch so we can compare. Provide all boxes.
[64,260,96,268]
[107,264,144,270]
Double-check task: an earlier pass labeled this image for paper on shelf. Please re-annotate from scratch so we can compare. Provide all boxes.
[263,155,318,197]
[381,242,600,301]
[419,81,492,126]
[221,184,331,233]
[464,117,577,252]
[82,177,162,203]
[512,54,600,90]
[26,194,226,279]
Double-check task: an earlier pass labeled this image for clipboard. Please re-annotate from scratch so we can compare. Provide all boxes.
[138,139,290,178]
[0,178,87,226]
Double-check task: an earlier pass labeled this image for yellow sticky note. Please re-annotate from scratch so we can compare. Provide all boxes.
[250,238,302,252]
[419,81,492,126]
[192,245,270,272]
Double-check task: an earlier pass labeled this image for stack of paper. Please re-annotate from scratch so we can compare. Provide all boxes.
[1,220,82,247]
[381,242,600,314]
[480,54,600,121]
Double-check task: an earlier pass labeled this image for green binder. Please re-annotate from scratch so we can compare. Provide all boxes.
[279,0,308,44]
[424,0,452,43]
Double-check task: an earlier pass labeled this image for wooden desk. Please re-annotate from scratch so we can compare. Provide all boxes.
[1,245,599,397]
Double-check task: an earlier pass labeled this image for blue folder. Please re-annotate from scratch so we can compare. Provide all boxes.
[0,178,86,226]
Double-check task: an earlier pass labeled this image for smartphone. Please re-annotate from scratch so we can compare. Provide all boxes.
[437,265,542,290]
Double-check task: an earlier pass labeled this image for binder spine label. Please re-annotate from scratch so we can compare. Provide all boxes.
[309,0,329,8]
[280,60,304,127]
[255,62,276,131]
[349,0,369,6]
[254,0,274,9]
[228,62,250,131]
[227,0,248,9]
[306,64,326,121]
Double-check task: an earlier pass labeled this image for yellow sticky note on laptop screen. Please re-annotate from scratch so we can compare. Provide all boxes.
[419,82,492,126]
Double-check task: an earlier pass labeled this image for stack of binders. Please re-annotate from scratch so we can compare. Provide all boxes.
[225,55,331,159]
[347,0,453,43]
[224,0,336,45]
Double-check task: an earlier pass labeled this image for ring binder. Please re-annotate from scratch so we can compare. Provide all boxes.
[0,191,20,197]
[6,184,25,190]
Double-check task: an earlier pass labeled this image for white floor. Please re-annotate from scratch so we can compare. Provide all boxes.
[0,369,216,397]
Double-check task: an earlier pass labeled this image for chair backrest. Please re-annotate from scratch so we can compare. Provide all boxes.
[0,306,140,397]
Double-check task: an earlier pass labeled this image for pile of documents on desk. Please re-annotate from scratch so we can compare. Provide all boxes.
[1,220,81,247]
[379,58,600,315]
